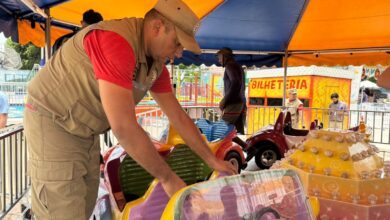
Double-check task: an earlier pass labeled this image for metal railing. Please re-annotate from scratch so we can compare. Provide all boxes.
[99,106,221,149]
[99,108,167,152]
[100,105,390,145]
[246,106,390,144]
[134,106,223,140]
[126,105,390,145]
[0,82,28,121]
[380,151,390,163]
[0,124,29,219]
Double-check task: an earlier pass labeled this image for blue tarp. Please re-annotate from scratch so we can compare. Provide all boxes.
[0,4,18,42]
[0,0,67,16]
[175,0,307,66]
[196,0,306,52]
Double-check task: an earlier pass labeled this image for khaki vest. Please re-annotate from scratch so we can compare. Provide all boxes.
[286,99,303,117]
[27,18,164,138]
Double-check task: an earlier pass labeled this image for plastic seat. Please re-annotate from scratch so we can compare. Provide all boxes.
[195,119,214,142]
[211,120,234,141]
[123,144,213,219]
[195,119,234,142]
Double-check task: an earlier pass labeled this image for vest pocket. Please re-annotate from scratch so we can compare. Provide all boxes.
[54,101,108,138]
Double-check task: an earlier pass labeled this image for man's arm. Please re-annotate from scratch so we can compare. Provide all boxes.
[342,103,349,117]
[151,91,237,174]
[0,114,7,128]
[328,104,333,115]
[0,94,8,128]
[99,80,185,196]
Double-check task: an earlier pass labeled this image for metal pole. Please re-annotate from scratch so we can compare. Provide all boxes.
[45,8,51,62]
[283,50,288,107]
[170,60,176,95]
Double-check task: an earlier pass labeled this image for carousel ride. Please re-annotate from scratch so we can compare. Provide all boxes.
[272,123,390,219]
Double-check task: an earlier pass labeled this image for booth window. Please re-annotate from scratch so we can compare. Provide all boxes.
[301,99,310,107]
[249,97,265,106]
[268,98,283,106]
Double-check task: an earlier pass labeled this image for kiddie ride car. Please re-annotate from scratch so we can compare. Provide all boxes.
[245,111,321,169]
[90,119,246,219]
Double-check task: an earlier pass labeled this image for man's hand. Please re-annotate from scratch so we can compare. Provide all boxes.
[160,173,187,197]
[209,159,238,175]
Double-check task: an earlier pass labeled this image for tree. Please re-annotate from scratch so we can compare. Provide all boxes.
[177,64,199,83]
[5,38,40,70]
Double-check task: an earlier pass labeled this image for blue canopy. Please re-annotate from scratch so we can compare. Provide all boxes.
[197,0,306,52]
[177,0,307,66]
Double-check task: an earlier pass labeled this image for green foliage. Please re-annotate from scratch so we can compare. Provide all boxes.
[5,38,40,70]
[368,76,377,84]
[177,64,200,83]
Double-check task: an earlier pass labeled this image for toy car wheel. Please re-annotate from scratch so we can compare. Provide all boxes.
[224,151,242,173]
[254,145,280,169]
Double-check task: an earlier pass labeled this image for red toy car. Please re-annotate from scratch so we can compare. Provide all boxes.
[245,111,319,169]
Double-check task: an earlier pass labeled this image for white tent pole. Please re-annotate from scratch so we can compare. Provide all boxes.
[283,51,288,107]
[44,8,51,62]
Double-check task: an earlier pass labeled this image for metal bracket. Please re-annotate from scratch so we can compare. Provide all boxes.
[19,0,48,18]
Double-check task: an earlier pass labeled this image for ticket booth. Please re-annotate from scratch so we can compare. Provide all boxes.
[247,67,354,132]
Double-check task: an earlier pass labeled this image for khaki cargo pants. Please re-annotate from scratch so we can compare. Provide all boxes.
[24,106,100,220]
[291,114,299,129]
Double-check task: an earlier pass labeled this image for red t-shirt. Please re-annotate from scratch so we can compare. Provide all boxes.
[83,30,172,93]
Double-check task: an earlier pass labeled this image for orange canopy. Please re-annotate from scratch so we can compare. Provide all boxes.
[51,0,222,25]
[18,20,72,47]
[288,0,390,66]
[17,0,223,47]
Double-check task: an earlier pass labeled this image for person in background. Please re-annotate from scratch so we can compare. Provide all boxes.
[285,88,304,129]
[52,9,103,54]
[358,88,368,104]
[0,91,8,128]
[216,47,247,149]
[328,92,348,130]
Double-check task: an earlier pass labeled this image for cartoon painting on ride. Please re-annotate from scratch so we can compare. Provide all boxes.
[162,169,316,219]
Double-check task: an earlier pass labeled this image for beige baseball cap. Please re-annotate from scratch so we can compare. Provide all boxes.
[154,0,201,54]
[289,88,297,94]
